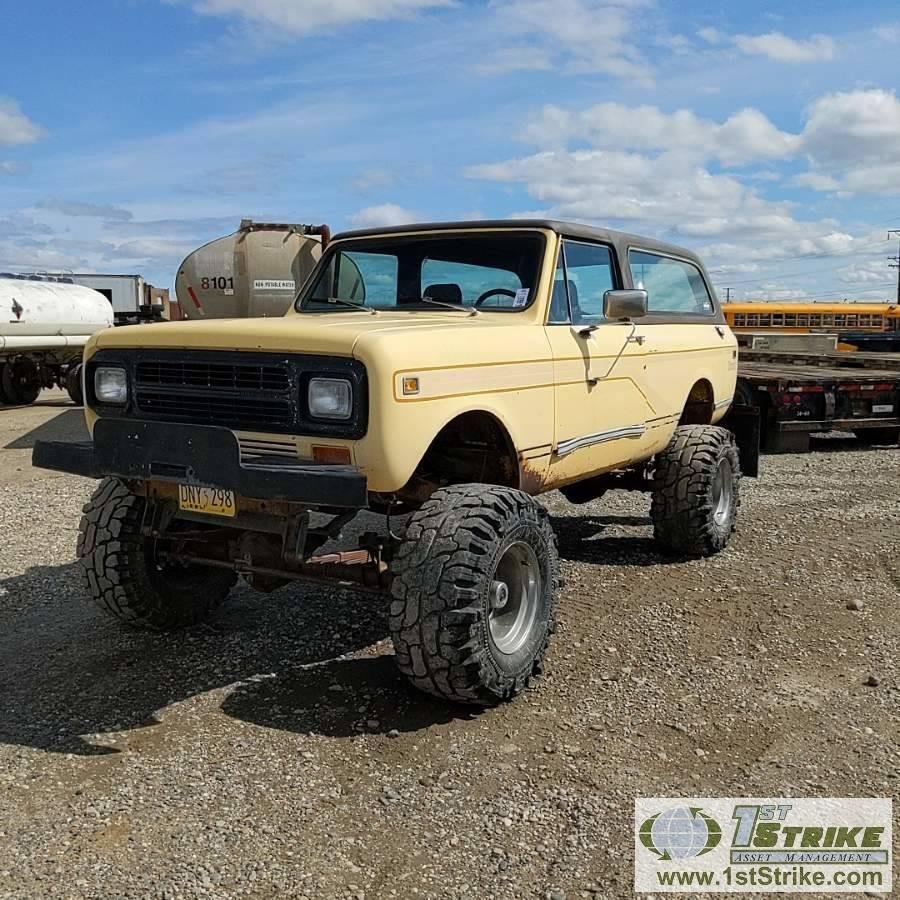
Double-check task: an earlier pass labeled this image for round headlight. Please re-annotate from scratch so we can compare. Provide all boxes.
[94,366,128,405]
[308,377,352,420]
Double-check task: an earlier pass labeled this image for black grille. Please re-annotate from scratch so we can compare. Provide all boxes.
[134,356,294,432]
[135,390,293,430]
[135,360,289,392]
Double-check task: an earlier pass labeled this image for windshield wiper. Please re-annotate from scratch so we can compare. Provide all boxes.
[418,295,479,316]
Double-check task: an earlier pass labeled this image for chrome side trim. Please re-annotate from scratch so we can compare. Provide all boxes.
[714,397,734,410]
[556,425,647,457]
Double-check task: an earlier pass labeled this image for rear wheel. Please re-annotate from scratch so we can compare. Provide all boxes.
[389,484,559,705]
[651,425,741,557]
[1,357,41,404]
[77,478,237,630]
[854,428,899,446]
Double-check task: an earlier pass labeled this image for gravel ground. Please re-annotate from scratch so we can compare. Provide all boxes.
[0,395,898,899]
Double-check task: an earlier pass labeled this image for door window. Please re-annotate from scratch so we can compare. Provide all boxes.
[551,241,616,325]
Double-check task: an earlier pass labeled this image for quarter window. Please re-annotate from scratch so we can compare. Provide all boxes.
[628,250,715,315]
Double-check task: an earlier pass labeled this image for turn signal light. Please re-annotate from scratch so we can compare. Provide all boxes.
[312,445,352,465]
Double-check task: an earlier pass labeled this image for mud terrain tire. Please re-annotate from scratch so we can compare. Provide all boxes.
[651,425,741,557]
[390,484,559,705]
[77,478,236,630]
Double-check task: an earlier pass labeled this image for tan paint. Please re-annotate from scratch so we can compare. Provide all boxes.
[83,228,737,497]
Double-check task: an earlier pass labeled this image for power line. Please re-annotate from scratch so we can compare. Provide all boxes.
[709,237,893,287]
[727,282,897,301]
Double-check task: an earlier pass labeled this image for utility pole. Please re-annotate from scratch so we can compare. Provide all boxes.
[889,230,900,304]
[725,287,732,302]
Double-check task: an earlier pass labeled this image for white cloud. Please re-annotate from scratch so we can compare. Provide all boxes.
[488,0,653,83]
[184,0,453,36]
[697,26,722,44]
[520,103,799,166]
[792,172,840,191]
[837,262,893,284]
[468,148,803,241]
[734,31,835,63]
[0,98,44,146]
[799,89,900,194]
[349,203,419,228]
[874,24,900,43]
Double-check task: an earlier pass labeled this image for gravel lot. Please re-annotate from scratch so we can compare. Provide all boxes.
[1,393,898,899]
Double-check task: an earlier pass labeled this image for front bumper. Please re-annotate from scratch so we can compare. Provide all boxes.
[32,419,368,509]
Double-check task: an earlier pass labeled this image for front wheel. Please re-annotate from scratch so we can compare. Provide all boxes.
[66,364,84,406]
[651,425,741,557]
[77,478,237,630]
[389,484,559,705]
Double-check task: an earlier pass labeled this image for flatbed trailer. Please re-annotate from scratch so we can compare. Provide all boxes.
[733,349,900,453]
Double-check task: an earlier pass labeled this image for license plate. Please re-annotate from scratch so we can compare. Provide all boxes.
[178,485,236,518]
[873,404,894,414]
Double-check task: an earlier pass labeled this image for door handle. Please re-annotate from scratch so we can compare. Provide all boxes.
[627,334,646,345]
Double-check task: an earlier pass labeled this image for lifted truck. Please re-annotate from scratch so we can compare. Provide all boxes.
[33,220,752,706]
[733,349,900,452]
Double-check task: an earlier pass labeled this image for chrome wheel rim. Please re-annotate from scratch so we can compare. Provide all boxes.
[712,457,734,527]
[488,541,541,655]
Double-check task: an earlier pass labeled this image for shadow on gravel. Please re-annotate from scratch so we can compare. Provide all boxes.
[552,514,686,566]
[3,408,88,449]
[222,655,470,738]
[0,560,422,755]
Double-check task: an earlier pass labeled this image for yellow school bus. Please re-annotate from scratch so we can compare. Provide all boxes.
[723,302,900,334]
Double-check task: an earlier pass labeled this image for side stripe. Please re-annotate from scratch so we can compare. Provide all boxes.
[556,425,647,457]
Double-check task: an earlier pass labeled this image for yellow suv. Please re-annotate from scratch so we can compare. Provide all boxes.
[35,220,745,705]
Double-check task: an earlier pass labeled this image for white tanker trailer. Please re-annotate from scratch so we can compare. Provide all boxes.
[0,274,114,405]
[175,219,329,319]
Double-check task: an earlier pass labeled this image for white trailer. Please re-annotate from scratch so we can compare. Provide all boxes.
[61,273,170,324]
[0,275,114,405]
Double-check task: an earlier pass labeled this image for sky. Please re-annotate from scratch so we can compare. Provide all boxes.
[2,0,900,301]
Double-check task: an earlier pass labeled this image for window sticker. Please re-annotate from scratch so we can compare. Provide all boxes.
[513,288,530,307]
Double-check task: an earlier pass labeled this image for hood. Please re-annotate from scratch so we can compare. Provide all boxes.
[92,309,504,357]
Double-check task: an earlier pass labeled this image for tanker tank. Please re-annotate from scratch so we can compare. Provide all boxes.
[0,274,114,405]
[175,220,329,320]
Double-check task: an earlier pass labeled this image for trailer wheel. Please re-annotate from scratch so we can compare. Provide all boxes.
[854,428,899,447]
[651,425,741,557]
[1,357,41,405]
[389,483,559,705]
[77,478,237,630]
[66,364,84,406]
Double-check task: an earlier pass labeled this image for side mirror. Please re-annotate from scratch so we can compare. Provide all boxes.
[603,289,648,320]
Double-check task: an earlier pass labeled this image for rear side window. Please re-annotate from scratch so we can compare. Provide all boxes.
[629,250,715,315]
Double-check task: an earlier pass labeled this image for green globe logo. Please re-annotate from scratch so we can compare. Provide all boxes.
[640,807,722,860]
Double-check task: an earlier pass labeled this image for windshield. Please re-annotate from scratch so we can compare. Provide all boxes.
[297,232,545,312]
